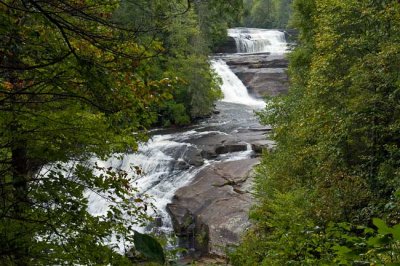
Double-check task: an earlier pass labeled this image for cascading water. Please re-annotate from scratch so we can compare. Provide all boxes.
[87,133,210,234]
[228,28,287,54]
[210,59,265,107]
[86,128,255,252]
[84,27,286,254]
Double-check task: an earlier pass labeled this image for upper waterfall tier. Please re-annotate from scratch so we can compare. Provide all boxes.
[228,28,287,54]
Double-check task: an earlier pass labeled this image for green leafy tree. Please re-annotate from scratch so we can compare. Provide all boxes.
[231,0,400,264]
[0,0,173,264]
[241,0,293,28]
[116,0,240,125]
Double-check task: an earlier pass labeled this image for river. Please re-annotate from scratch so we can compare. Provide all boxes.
[87,27,288,253]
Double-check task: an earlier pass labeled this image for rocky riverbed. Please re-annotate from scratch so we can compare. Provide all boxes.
[223,53,288,97]
[164,31,289,261]
[167,158,259,257]
[163,111,275,261]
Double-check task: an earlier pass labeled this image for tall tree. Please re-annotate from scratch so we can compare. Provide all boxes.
[231,0,400,264]
[0,0,173,264]
[241,0,293,28]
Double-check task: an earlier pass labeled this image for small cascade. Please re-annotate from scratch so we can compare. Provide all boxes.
[87,133,208,234]
[86,129,254,238]
[228,28,287,54]
[210,59,265,107]
[83,27,283,255]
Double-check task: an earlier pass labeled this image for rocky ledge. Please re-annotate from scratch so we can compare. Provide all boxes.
[167,158,259,258]
[185,126,274,160]
[221,53,289,97]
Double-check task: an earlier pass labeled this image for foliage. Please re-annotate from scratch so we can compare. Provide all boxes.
[329,219,400,265]
[133,230,166,264]
[115,0,239,125]
[157,6,224,121]
[241,0,293,29]
[0,0,238,264]
[195,0,243,49]
[231,0,400,265]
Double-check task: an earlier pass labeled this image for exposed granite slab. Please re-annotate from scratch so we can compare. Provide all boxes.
[167,158,259,257]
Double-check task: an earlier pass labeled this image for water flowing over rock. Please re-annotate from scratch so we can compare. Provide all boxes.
[224,53,289,97]
[210,59,265,107]
[215,27,289,98]
[228,28,288,54]
[87,27,288,260]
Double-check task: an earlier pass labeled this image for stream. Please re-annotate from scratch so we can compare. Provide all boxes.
[87,27,288,253]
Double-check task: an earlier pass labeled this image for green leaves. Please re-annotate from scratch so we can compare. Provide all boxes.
[233,0,400,265]
[371,218,400,243]
[242,0,292,29]
[329,219,400,264]
[134,231,166,265]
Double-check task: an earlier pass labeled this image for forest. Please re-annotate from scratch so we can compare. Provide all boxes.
[231,0,400,265]
[241,0,292,28]
[1,0,399,265]
[0,0,241,264]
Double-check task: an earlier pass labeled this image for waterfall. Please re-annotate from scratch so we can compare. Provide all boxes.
[228,28,287,54]
[87,133,207,232]
[83,27,280,255]
[86,129,253,235]
[211,59,265,107]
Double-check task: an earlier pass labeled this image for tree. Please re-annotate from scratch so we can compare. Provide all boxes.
[0,0,173,264]
[241,0,293,28]
[115,0,242,126]
[231,0,400,264]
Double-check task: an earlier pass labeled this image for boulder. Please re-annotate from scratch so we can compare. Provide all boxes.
[187,132,239,159]
[215,142,248,154]
[251,140,276,153]
[183,146,204,166]
[167,158,260,256]
[164,145,204,167]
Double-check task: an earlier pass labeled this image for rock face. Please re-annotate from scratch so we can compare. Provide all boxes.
[186,132,248,159]
[167,158,259,257]
[251,139,275,154]
[185,127,272,159]
[222,53,289,97]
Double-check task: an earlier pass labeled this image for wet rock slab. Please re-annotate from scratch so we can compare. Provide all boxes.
[167,158,259,257]
[186,132,248,159]
[185,127,273,158]
[219,53,289,97]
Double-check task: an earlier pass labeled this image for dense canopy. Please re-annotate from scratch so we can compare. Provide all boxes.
[0,0,241,264]
[231,0,400,264]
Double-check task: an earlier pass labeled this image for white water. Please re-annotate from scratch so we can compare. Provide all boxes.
[82,27,285,254]
[88,133,206,230]
[211,59,265,107]
[86,129,254,252]
[228,28,287,54]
